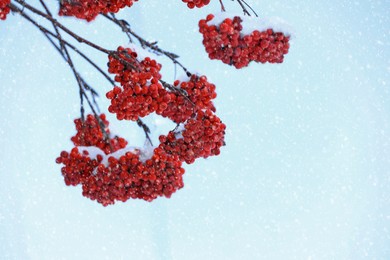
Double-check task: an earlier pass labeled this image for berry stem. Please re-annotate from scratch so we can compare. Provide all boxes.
[235,0,259,17]
[240,0,259,17]
[137,119,153,146]
[110,49,195,107]
[160,79,196,107]
[219,0,226,12]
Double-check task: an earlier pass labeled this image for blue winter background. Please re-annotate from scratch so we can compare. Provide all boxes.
[1,0,389,259]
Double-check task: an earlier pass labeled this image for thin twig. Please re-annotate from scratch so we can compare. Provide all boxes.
[235,0,251,16]
[137,119,153,146]
[103,13,192,77]
[159,79,198,109]
[240,0,259,17]
[219,0,226,11]
[38,0,85,121]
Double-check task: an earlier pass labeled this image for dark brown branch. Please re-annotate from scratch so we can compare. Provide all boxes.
[37,0,85,121]
[9,3,115,86]
[10,3,112,148]
[13,0,112,54]
[9,0,174,145]
[39,0,66,53]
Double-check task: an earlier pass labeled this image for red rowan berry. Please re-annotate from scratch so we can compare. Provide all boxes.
[182,0,210,9]
[59,0,139,22]
[0,0,10,20]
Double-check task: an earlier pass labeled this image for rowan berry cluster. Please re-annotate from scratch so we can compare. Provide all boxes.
[0,0,10,20]
[161,74,217,123]
[106,47,168,121]
[59,0,138,21]
[71,114,127,154]
[56,113,186,205]
[182,0,210,9]
[56,137,185,206]
[159,109,226,164]
[56,149,95,186]
[199,14,290,68]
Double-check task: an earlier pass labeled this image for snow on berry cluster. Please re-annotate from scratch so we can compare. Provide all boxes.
[182,0,210,9]
[59,0,138,22]
[199,13,292,68]
[160,109,226,164]
[56,114,185,206]
[106,46,168,121]
[0,0,10,20]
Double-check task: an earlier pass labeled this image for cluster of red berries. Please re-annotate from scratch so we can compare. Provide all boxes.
[199,14,290,68]
[59,0,138,22]
[159,109,226,164]
[83,148,184,205]
[56,114,126,186]
[106,46,168,121]
[56,120,185,206]
[0,0,10,20]
[182,0,210,9]
[107,47,218,123]
[71,114,127,154]
[161,74,217,123]
[57,47,225,206]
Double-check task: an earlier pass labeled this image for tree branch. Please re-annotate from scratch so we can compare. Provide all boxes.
[13,0,112,54]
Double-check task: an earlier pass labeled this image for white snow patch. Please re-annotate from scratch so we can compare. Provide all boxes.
[126,43,160,62]
[77,146,106,159]
[153,115,167,127]
[174,123,185,139]
[76,142,156,167]
[176,72,215,84]
[140,140,155,162]
[103,146,140,165]
[176,73,192,82]
[207,12,295,38]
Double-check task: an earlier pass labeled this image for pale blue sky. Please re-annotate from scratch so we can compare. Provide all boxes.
[1,0,390,259]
